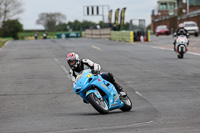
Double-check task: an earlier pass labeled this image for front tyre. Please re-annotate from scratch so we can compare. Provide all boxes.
[87,93,109,114]
[120,95,132,112]
[177,47,184,59]
[177,54,184,59]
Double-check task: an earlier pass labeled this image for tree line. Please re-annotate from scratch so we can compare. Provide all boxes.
[0,0,23,39]
[36,12,130,32]
[0,0,131,40]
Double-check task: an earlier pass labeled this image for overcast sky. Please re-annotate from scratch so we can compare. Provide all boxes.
[20,0,158,29]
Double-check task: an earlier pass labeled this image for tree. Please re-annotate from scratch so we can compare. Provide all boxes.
[146,24,151,30]
[81,20,96,30]
[56,23,67,31]
[36,12,66,31]
[0,0,23,23]
[56,20,96,31]
[0,19,23,39]
[98,21,110,29]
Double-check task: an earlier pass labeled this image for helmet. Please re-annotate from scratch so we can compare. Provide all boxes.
[66,52,80,69]
[178,23,184,29]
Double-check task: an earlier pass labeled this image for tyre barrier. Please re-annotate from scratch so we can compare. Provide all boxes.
[111,30,150,42]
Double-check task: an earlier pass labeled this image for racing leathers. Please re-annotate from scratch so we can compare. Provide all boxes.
[173,28,190,51]
[69,58,124,93]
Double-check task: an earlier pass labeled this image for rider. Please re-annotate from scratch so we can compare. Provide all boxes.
[173,23,189,51]
[66,52,127,98]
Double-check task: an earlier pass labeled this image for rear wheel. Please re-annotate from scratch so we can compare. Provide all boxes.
[87,93,109,114]
[120,95,132,112]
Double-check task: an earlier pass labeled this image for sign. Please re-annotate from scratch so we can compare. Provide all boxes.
[120,8,126,25]
[114,8,120,25]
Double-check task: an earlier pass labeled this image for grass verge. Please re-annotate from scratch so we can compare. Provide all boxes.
[0,39,10,48]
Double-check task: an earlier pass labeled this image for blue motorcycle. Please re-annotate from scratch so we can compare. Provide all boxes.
[73,69,132,114]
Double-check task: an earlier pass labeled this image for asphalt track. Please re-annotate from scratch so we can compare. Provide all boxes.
[0,36,200,133]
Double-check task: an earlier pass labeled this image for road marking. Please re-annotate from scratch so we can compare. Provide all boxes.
[125,81,134,83]
[52,55,70,79]
[61,65,70,78]
[0,40,11,51]
[92,45,102,51]
[187,52,200,56]
[53,56,59,63]
[151,46,200,56]
[47,120,154,133]
[151,46,172,51]
[135,91,143,96]
[5,40,10,46]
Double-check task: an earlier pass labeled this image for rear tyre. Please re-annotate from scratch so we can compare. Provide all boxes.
[87,93,109,114]
[120,95,132,112]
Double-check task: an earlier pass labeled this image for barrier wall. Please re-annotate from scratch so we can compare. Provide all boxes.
[110,30,150,42]
[85,28,111,39]
[83,28,150,42]
[56,32,81,39]
[27,36,57,40]
[111,31,133,42]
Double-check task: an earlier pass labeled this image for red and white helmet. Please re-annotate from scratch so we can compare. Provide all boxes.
[178,23,184,29]
[66,52,80,69]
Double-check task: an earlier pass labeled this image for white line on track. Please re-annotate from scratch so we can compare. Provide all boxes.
[187,52,200,56]
[52,55,70,79]
[47,120,154,133]
[53,56,59,63]
[135,91,143,96]
[151,46,200,56]
[0,40,11,51]
[131,42,200,56]
[92,45,102,51]
[5,40,10,46]
[61,65,70,77]
[151,46,172,51]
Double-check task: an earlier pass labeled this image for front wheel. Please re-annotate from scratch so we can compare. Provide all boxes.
[87,93,109,114]
[177,54,184,59]
[177,47,184,59]
[120,95,132,112]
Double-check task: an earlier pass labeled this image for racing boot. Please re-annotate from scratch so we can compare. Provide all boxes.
[102,72,127,97]
[113,82,127,97]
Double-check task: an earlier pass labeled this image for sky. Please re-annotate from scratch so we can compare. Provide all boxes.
[20,0,158,30]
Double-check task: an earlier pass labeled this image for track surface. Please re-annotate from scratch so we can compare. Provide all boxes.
[0,36,200,133]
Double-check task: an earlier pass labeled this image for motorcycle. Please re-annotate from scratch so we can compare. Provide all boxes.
[73,69,132,114]
[175,35,188,59]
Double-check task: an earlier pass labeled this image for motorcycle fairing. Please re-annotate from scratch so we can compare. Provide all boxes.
[73,70,124,110]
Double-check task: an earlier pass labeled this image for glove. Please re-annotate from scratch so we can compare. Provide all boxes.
[91,69,100,75]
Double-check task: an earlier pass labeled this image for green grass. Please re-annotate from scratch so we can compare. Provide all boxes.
[0,39,9,48]
[18,31,67,39]
[18,31,82,40]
